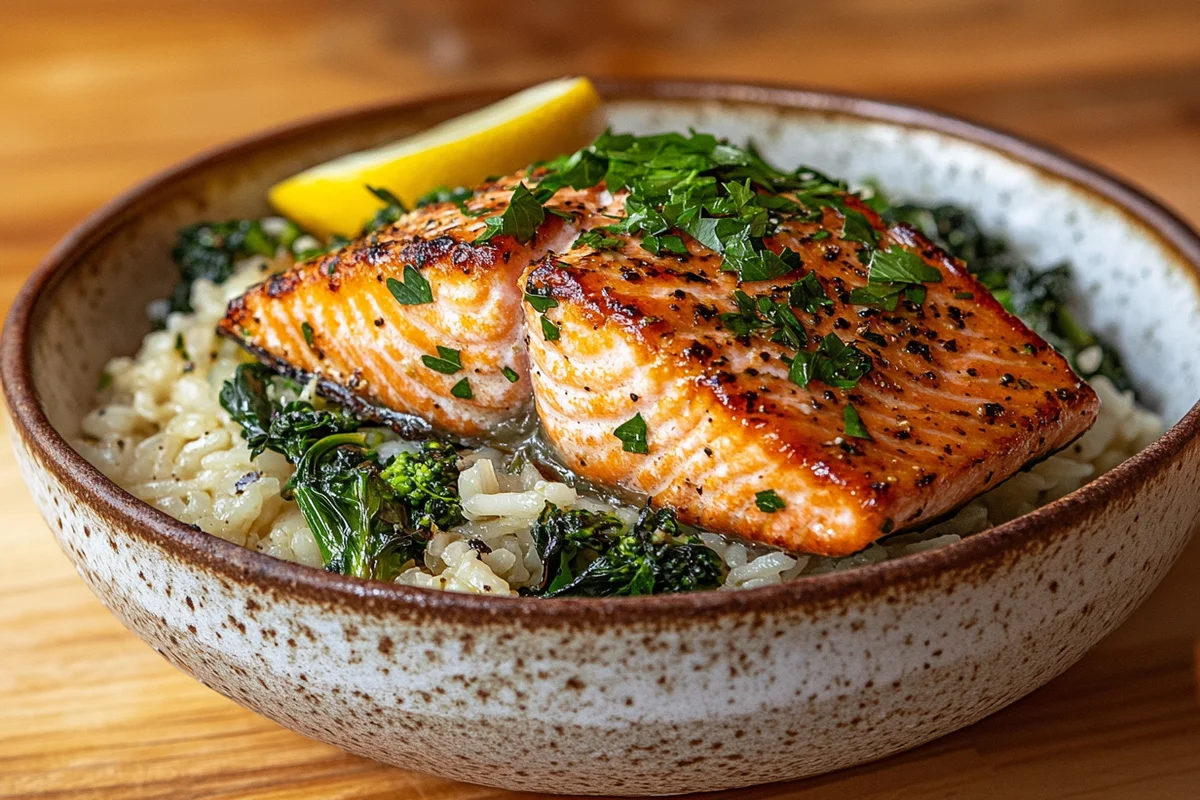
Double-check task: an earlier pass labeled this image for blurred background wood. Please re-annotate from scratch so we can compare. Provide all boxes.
[1,1,1198,797]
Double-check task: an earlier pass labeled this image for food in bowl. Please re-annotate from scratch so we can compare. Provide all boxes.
[74,82,1162,597]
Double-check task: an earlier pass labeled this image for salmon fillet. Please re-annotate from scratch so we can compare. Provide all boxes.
[522,196,1098,556]
[219,175,613,436]
[221,137,1098,556]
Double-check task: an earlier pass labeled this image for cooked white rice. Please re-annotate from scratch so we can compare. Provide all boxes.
[75,255,1165,595]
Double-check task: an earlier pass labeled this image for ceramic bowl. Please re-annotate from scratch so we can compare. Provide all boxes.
[4,80,1200,796]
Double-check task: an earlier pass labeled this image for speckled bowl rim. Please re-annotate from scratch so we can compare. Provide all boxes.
[4,78,1200,623]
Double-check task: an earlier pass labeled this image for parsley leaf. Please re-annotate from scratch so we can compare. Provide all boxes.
[850,246,943,309]
[363,185,407,233]
[530,130,873,283]
[476,183,547,244]
[525,292,559,313]
[501,366,520,383]
[574,229,625,251]
[300,322,315,350]
[789,272,832,313]
[840,208,878,248]
[385,264,433,305]
[754,490,786,513]
[787,334,873,390]
[613,413,649,454]
[540,316,561,341]
[868,246,943,284]
[421,346,462,374]
[848,283,905,311]
[450,378,473,399]
[719,290,806,349]
[843,403,871,439]
[641,233,688,255]
[415,185,473,207]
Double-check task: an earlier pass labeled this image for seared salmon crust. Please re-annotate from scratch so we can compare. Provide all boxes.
[221,168,1097,556]
[220,175,617,437]
[523,196,1097,555]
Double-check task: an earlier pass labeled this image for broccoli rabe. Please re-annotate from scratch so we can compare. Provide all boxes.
[528,505,725,598]
[219,363,360,461]
[287,433,425,581]
[525,505,625,595]
[218,365,434,581]
[379,441,465,531]
[165,218,302,317]
[885,202,1133,392]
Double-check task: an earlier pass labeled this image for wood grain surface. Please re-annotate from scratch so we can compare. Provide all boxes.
[2,1,1199,797]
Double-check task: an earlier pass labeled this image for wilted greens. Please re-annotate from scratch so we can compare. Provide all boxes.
[164,218,301,318]
[219,363,360,461]
[525,505,725,598]
[218,364,470,581]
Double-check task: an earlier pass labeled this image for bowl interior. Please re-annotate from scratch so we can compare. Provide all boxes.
[22,87,1200,476]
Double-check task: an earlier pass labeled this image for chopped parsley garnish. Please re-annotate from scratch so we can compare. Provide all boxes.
[788,333,873,390]
[415,185,473,208]
[613,413,649,454]
[789,272,833,313]
[450,378,473,399]
[385,264,433,305]
[524,292,559,313]
[540,316,561,341]
[641,233,689,255]
[850,245,943,310]
[363,185,407,233]
[531,130,876,282]
[843,404,871,439]
[754,490,786,513]
[868,245,943,284]
[97,371,112,391]
[953,291,975,300]
[421,346,463,374]
[300,322,315,350]
[719,275,827,351]
[839,208,879,248]
[501,366,520,383]
[574,229,625,251]
[476,182,552,244]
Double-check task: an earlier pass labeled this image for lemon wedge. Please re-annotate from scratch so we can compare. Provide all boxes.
[268,77,603,237]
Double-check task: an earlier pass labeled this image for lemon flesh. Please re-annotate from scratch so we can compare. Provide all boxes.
[268,77,603,237]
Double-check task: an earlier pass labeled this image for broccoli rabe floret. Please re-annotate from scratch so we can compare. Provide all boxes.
[379,441,465,531]
[525,505,625,594]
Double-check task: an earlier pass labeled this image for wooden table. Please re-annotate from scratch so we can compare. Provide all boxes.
[3,1,1199,797]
